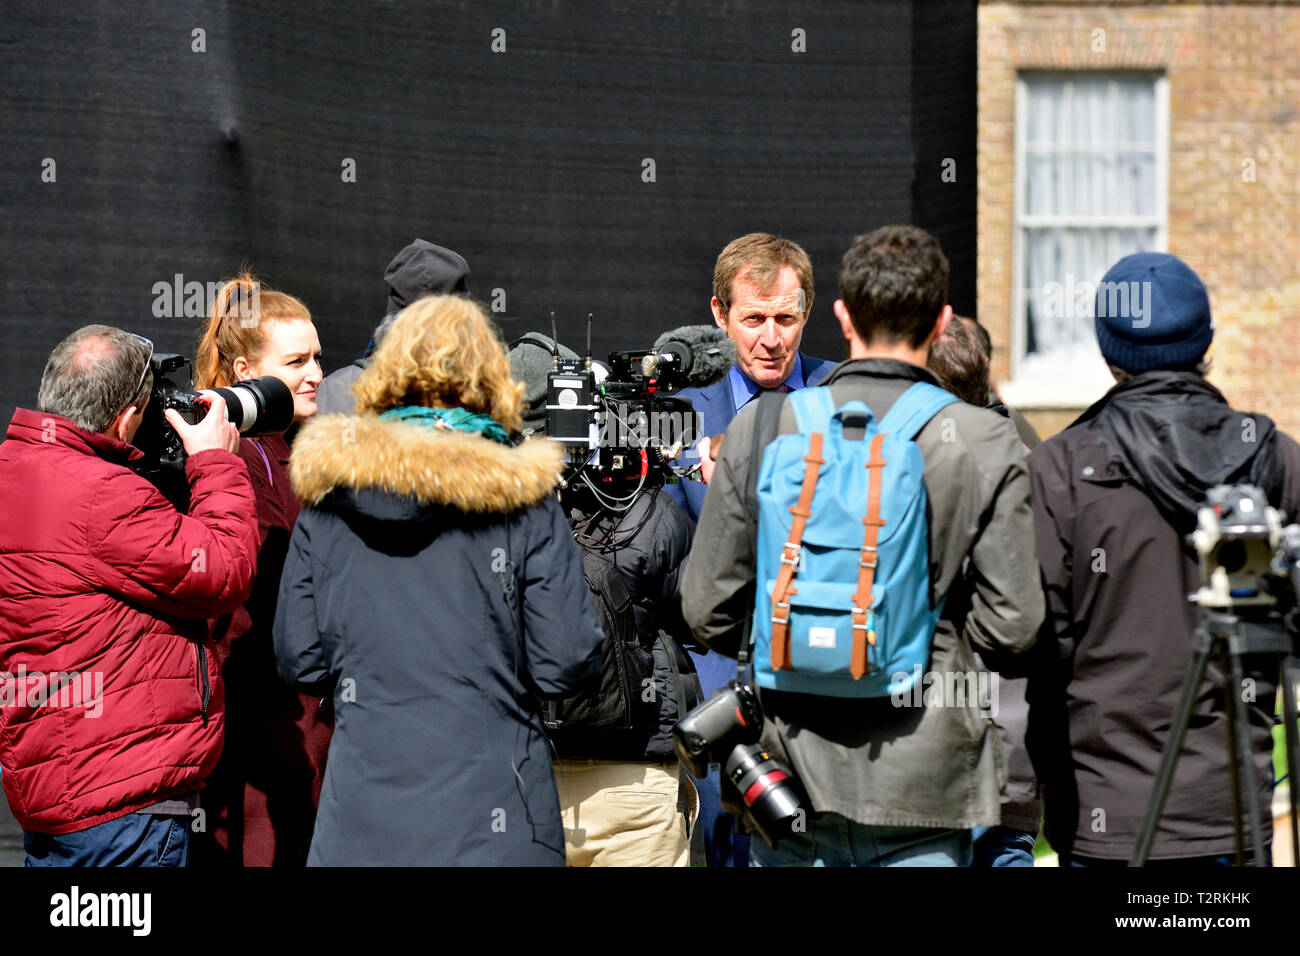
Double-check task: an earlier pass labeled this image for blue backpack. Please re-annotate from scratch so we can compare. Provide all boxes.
[752,382,958,698]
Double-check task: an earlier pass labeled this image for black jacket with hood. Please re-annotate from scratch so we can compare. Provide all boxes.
[554,483,701,762]
[273,412,603,866]
[1027,371,1300,860]
[315,241,471,416]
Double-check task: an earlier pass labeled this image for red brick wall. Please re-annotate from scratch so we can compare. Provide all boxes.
[979,2,1300,440]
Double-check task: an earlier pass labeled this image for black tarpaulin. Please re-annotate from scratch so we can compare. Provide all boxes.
[0,0,976,427]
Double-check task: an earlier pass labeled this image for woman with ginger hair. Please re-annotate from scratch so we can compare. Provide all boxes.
[190,273,331,867]
[273,295,603,865]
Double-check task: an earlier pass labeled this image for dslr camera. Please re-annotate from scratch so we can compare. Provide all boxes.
[132,352,294,509]
[673,679,807,847]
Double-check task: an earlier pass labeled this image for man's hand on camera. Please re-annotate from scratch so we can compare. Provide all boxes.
[165,395,240,456]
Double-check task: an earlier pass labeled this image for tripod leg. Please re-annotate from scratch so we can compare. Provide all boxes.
[1227,645,1267,866]
[1131,633,1214,866]
[1282,655,1300,868]
[1224,647,1246,865]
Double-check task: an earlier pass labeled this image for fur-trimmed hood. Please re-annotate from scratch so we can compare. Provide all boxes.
[290,412,565,516]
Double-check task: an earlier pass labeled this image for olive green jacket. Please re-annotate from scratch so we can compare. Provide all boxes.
[681,358,1044,829]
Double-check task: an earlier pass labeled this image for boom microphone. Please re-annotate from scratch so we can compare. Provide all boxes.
[644,325,737,389]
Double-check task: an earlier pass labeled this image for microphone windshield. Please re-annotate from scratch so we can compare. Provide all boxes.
[651,325,737,388]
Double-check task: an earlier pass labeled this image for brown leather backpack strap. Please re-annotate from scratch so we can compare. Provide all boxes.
[770,432,825,672]
[850,433,888,679]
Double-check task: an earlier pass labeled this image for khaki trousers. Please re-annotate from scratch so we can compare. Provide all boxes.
[553,760,698,867]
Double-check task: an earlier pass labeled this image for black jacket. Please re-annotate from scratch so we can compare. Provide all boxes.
[273,416,603,866]
[555,485,701,762]
[1027,371,1300,860]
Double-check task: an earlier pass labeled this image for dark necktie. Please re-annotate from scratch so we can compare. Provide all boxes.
[740,382,793,414]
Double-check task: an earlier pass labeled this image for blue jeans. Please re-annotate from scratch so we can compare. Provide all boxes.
[972,825,1037,867]
[750,814,972,867]
[24,813,190,867]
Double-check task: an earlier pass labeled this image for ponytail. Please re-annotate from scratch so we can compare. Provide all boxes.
[194,272,311,389]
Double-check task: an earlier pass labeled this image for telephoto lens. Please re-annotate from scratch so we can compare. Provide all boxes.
[723,742,807,847]
[200,376,294,436]
[132,358,296,513]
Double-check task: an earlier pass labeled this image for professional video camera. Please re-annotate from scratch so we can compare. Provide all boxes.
[673,676,807,847]
[522,320,731,763]
[541,317,735,508]
[132,351,294,510]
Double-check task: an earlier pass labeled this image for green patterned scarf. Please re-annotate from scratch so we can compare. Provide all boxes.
[380,405,511,446]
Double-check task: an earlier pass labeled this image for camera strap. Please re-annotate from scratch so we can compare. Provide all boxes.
[740,390,786,677]
[661,634,698,815]
[248,439,274,485]
[747,390,787,522]
[735,647,753,686]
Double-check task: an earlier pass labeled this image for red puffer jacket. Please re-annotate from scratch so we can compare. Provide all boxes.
[0,408,259,833]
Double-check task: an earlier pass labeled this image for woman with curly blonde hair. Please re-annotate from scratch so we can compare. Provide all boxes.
[352,296,521,425]
[273,295,604,865]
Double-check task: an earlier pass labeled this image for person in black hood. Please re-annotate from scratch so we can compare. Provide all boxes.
[315,239,470,415]
[1026,251,1300,865]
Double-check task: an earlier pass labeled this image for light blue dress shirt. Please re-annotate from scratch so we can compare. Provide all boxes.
[726,353,806,414]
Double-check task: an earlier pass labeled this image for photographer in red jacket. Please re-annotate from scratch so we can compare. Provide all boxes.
[0,325,259,866]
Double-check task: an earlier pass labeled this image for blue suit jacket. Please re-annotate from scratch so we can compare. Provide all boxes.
[666,352,836,524]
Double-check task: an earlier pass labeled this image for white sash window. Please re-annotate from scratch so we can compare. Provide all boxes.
[1004,73,1168,406]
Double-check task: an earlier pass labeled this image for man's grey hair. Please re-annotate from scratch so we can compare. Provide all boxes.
[37,325,153,433]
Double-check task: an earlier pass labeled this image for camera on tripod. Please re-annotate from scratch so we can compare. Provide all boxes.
[1132,483,1300,866]
[132,352,294,509]
[1189,484,1300,613]
[673,679,807,847]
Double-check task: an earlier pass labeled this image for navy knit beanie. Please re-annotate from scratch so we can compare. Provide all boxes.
[1094,252,1214,373]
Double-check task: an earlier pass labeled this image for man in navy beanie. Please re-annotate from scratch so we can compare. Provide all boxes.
[1026,252,1300,865]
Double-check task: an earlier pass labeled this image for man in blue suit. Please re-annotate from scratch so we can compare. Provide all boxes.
[669,233,835,866]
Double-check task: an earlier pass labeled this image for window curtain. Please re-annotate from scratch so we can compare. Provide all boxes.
[1022,75,1158,368]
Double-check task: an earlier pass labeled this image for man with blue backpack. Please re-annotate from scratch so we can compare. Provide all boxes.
[681,225,1044,866]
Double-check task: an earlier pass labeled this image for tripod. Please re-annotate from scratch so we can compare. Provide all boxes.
[1131,608,1300,866]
